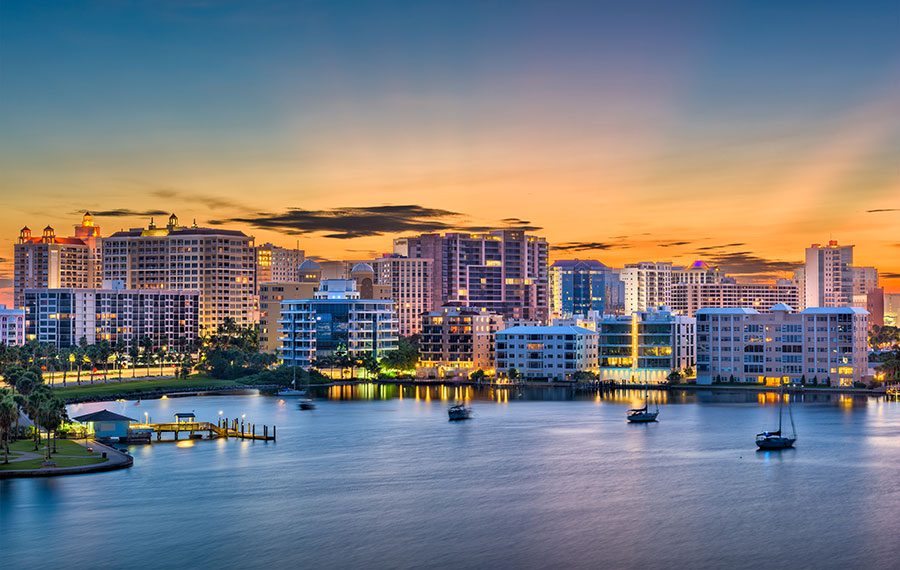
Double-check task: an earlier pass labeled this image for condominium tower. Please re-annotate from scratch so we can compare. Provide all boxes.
[395,229,549,322]
[102,214,256,331]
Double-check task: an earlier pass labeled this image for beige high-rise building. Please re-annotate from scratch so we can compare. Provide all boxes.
[255,243,304,290]
[372,255,433,336]
[258,282,318,354]
[102,213,256,331]
[671,279,800,317]
[13,213,102,308]
[804,241,854,308]
[417,307,504,378]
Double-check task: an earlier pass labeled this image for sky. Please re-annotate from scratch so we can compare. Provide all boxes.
[1,0,898,305]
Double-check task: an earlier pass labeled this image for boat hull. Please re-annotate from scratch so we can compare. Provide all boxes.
[756,437,795,450]
[627,411,659,423]
[299,400,316,410]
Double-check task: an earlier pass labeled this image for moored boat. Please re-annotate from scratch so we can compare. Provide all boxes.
[756,384,796,450]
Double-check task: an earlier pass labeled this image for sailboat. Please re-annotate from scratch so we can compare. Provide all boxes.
[756,384,796,450]
[627,387,659,423]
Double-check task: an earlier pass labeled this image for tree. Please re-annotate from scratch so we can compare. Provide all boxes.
[141,336,154,376]
[572,370,598,384]
[508,368,520,380]
[380,335,420,373]
[360,353,380,379]
[667,370,684,383]
[129,339,141,379]
[470,369,486,383]
[40,397,66,457]
[58,347,71,386]
[71,345,85,384]
[0,394,19,464]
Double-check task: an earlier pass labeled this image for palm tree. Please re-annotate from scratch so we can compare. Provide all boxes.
[0,394,19,464]
[141,337,154,377]
[114,340,127,380]
[129,338,141,378]
[156,347,166,377]
[71,346,85,384]
[57,347,71,386]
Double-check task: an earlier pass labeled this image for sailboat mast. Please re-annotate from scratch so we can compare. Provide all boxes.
[778,383,784,433]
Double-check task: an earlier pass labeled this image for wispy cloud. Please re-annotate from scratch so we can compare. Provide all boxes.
[658,241,691,248]
[704,251,801,275]
[881,272,900,279]
[866,208,899,213]
[551,241,632,252]
[79,208,169,218]
[695,242,746,251]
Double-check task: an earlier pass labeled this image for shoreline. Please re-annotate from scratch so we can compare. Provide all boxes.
[59,379,884,404]
[0,440,133,479]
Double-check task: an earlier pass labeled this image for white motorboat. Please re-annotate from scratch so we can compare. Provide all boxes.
[448,403,472,421]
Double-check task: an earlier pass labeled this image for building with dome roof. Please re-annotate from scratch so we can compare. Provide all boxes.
[13,213,102,308]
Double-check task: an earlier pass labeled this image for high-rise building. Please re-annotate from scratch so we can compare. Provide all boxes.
[278,279,398,368]
[804,241,854,308]
[13,213,102,308]
[495,325,598,381]
[24,288,199,349]
[417,307,503,378]
[396,230,549,322]
[696,304,868,387]
[674,261,723,285]
[102,214,256,331]
[258,282,318,354]
[549,259,623,318]
[254,243,304,290]
[372,254,433,336]
[884,293,900,327]
[852,266,879,295]
[619,262,673,313]
[670,279,800,317]
[0,304,25,346]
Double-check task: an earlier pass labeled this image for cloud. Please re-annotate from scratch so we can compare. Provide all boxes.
[84,208,170,217]
[866,208,899,213]
[880,272,900,279]
[0,278,12,288]
[551,241,632,252]
[695,242,746,251]
[704,251,801,275]
[212,205,466,239]
[658,241,691,248]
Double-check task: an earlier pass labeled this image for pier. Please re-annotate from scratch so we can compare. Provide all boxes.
[128,415,276,443]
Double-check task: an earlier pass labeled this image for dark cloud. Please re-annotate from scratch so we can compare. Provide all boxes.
[695,242,746,251]
[212,205,465,239]
[704,251,801,275]
[551,241,632,252]
[212,205,542,239]
[83,208,169,217]
[880,272,900,279]
[0,278,12,288]
[658,241,691,248]
[866,208,899,213]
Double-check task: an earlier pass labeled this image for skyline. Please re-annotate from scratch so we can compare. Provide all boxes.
[2,1,899,302]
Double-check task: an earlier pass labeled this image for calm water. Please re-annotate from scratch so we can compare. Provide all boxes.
[3,385,900,570]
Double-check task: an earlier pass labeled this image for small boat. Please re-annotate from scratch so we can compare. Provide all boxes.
[756,384,796,450]
[448,402,472,421]
[299,398,316,410]
[627,387,659,423]
[627,404,659,423]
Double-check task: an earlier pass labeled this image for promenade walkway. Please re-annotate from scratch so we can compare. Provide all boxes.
[0,440,133,478]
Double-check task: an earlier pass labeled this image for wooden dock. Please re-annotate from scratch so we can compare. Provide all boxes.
[127,418,276,443]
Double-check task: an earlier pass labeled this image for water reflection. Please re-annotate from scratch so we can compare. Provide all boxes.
[316,383,875,409]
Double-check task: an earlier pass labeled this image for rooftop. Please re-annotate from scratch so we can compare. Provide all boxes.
[73,409,137,423]
[497,325,597,336]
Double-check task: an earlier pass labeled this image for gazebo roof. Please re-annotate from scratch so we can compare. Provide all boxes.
[73,409,137,422]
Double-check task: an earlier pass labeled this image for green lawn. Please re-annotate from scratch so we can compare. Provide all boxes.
[0,455,107,470]
[8,438,97,456]
[54,375,240,399]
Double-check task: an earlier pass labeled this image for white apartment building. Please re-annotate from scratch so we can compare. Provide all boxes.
[495,325,598,381]
[671,279,800,317]
[0,305,25,346]
[24,288,200,349]
[803,241,854,309]
[373,255,433,336]
[278,280,398,368]
[696,304,869,387]
[620,262,673,312]
[102,214,256,331]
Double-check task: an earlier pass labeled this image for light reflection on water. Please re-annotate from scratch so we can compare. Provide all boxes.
[2,385,899,570]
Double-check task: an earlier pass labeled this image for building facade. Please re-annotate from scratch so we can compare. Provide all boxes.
[13,213,103,308]
[671,279,800,317]
[0,305,25,346]
[102,214,255,331]
[24,288,200,349]
[373,255,433,336]
[396,229,549,322]
[417,307,504,379]
[619,262,673,313]
[258,282,318,354]
[803,241,854,308]
[594,308,696,383]
[254,243,304,290]
[278,280,398,368]
[695,305,869,387]
[549,259,622,318]
[495,325,598,381]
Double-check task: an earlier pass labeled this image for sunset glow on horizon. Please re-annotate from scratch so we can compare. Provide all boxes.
[1,1,898,306]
